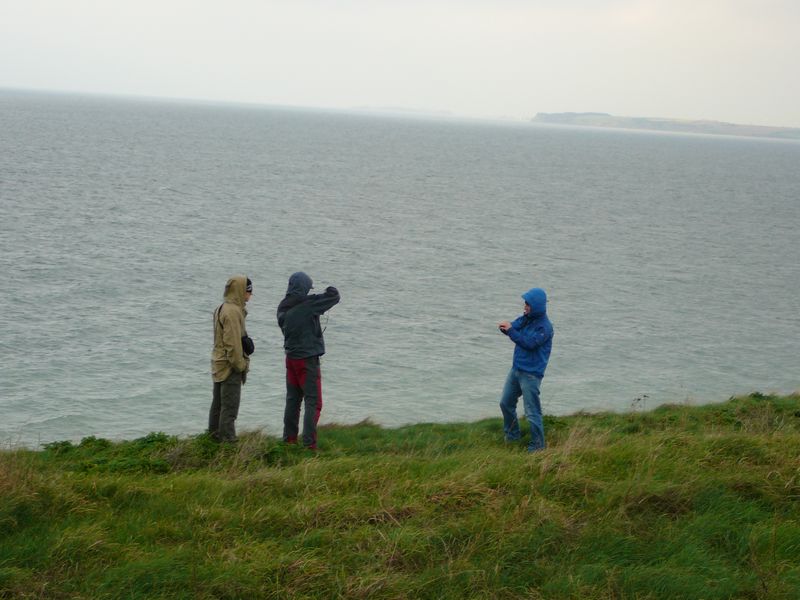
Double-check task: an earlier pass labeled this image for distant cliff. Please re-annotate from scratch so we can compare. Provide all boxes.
[532,112,800,140]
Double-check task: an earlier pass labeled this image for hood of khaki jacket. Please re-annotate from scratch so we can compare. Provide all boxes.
[223,275,249,310]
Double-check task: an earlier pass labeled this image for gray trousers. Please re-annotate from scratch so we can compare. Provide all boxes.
[209,371,242,442]
[283,356,322,448]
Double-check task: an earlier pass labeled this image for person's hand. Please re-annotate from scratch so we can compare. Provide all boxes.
[325,286,338,295]
[498,321,512,333]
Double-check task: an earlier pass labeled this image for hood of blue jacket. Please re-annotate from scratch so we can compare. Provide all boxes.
[286,272,313,296]
[522,288,547,317]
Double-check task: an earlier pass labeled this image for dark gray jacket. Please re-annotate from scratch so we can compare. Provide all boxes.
[277,272,340,359]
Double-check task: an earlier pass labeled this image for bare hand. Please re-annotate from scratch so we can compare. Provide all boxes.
[498,321,512,333]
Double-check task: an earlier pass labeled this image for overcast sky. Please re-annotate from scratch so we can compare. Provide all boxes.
[1,0,798,127]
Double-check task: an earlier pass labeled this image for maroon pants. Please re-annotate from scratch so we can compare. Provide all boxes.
[283,355,322,448]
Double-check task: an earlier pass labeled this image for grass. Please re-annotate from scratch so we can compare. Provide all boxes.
[1,393,800,599]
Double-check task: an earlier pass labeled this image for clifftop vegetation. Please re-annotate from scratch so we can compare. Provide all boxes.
[2,393,799,599]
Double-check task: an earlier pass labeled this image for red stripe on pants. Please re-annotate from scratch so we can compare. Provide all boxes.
[284,356,323,447]
[286,357,307,387]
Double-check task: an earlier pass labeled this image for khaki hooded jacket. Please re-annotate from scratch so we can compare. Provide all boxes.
[211,275,250,383]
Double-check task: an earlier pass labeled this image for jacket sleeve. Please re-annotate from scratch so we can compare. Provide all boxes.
[507,320,551,351]
[221,307,249,373]
[307,286,341,316]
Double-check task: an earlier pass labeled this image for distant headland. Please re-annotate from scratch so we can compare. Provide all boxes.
[532,112,800,140]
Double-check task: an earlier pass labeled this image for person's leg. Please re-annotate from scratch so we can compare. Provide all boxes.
[208,381,222,440]
[300,356,322,449]
[283,357,304,443]
[520,373,544,451]
[499,368,522,441]
[219,371,242,443]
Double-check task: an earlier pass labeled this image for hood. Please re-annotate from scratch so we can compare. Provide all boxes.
[522,287,547,317]
[286,271,313,297]
[223,275,248,308]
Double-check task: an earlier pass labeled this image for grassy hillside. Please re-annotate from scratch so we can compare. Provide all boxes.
[2,393,799,599]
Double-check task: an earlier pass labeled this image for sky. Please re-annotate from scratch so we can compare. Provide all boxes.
[1,0,799,127]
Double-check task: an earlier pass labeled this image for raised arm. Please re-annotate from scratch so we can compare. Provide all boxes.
[308,286,341,316]
[507,320,552,351]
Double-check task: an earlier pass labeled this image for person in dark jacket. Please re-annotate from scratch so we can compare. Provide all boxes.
[277,272,340,449]
[498,287,554,452]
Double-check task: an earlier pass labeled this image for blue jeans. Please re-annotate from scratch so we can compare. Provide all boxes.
[499,368,545,452]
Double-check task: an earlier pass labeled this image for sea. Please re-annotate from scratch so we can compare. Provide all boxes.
[1,89,798,448]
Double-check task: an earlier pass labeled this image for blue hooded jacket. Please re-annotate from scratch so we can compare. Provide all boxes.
[504,288,554,377]
[276,272,340,359]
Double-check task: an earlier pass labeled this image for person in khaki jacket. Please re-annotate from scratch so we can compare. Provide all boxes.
[208,275,253,442]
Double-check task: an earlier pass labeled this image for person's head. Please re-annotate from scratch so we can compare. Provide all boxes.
[286,271,313,297]
[521,288,547,317]
[223,275,251,307]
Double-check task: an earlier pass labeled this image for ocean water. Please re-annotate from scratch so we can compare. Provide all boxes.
[1,89,799,447]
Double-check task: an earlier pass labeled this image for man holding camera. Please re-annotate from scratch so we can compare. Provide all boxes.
[498,287,554,452]
[277,272,340,450]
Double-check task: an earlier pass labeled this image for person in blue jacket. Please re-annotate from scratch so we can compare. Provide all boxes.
[498,287,554,452]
